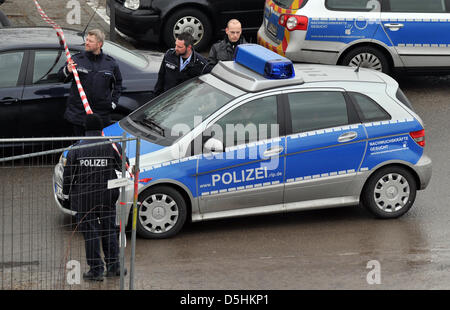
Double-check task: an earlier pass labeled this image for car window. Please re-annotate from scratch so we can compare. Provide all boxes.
[349,92,391,122]
[213,96,279,147]
[33,50,67,84]
[395,88,414,110]
[131,78,234,138]
[288,91,349,133]
[0,51,24,88]
[385,0,446,13]
[103,41,148,69]
[326,0,381,11]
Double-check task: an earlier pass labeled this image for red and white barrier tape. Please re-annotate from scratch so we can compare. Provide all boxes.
[32,0,130,175]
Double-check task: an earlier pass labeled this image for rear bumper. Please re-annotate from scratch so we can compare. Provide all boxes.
[414,154,432,190]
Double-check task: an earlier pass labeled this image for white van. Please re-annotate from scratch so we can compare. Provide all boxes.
[257,0,450,74]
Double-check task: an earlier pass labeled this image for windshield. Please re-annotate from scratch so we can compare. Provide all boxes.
[129,78,234,140]
[102,41,148,69]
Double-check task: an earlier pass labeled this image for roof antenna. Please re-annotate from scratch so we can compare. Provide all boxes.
[80,0,101,41]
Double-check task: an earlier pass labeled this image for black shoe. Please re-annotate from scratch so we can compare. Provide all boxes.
[83,270,104,281]
[105,267,127,277]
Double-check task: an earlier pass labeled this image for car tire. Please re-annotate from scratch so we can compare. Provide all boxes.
[341,46,390,74]
[0,10,11,28]
[136,186,187,239]
[163,8,213,52]
[361,166,417,219]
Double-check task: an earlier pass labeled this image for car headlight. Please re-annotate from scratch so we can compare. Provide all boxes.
[124,0,140,10]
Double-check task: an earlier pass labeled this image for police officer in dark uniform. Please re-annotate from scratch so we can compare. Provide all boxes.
[62,114,125,281]
[58,29,122,136]
[152,32,211,97]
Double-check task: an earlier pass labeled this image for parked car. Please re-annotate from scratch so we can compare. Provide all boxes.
[109,0,265,51]
[54,44,432,239]
[0,27,161,139]
[257,0,450,74]
[0,0,11,28]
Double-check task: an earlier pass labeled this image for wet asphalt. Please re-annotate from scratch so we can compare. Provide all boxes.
[1,0,450,290]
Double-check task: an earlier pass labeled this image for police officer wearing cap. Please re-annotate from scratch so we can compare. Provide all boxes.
[152,32,212,97]
[62,114,126,281]
[58,29,123,136]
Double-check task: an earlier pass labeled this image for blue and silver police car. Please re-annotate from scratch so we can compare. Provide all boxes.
[54,44,432,239]
[258,0,450,74]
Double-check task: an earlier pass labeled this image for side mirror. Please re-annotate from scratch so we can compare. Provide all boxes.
[203,137,224,154]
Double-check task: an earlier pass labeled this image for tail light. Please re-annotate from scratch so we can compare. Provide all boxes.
[410,129,425,147]
[278,15,308,31]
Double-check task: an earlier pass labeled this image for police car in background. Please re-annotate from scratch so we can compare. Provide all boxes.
[258,0,450,74]
[53,44,432,239]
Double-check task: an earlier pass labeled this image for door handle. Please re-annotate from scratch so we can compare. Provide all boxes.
[338,131,358,143]
[384,23,404,31]
[263,146,284,157]
[0,98,19,105]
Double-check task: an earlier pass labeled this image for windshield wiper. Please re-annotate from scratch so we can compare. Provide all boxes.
[136,118,165,136]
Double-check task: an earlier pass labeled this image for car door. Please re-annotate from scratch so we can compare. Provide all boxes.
[381,0,450,68]
[283,89,367,209]
[302,0,383,58]
[210,0,242,32]
[20,49,72,138]
[196,94,286,218]
[0,50,27,138]
[238,0,266,33]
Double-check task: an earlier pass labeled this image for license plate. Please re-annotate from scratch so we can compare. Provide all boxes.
[267,22,278,37]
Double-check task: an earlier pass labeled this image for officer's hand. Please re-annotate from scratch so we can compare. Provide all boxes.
[67,60,77,73]
[112,102,117,110]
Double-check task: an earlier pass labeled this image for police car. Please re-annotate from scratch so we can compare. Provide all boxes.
[257,0,450,74]
[53,44,432,239]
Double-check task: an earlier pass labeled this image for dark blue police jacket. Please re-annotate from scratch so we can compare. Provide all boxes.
[58,50,123,127]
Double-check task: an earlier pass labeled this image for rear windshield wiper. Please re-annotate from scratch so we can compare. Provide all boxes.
[136,118,165,136]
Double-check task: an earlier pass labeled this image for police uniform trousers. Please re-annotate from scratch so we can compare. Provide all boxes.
[74,200,120,274]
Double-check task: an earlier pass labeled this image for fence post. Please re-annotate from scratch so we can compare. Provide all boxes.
[119,133,127,290]
[130,137,140,289]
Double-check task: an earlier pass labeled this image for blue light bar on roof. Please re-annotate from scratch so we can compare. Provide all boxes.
[233,44,295,79]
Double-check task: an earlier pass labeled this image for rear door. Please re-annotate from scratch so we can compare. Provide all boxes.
[239,0,266,34]
[210,0,241,32]
[381,0,450,69]
[303,0,383,57]
[0,50,27,138]
[283,89,367,208]
[20,49,72,137]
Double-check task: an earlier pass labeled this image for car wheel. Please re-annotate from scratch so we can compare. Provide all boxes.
[341,46,390,74]
[163,8,213,52]
[361,166,417,219]
[136,186,187,239]
[0,10,11,28]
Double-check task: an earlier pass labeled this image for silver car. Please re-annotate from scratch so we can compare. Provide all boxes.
[54,44,432,239]
[257,0,450,74]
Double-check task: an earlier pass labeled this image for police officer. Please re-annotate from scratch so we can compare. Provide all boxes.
[152,32,211,97]
[208,19,247,66]
[62,114,125,281]
[58,29,122,136]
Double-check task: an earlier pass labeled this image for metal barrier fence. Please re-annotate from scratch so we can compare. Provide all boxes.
[0,136,140,290]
